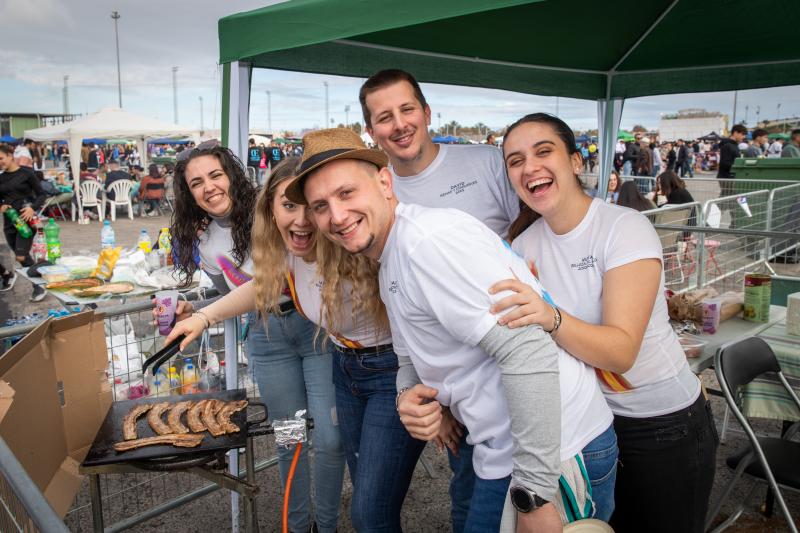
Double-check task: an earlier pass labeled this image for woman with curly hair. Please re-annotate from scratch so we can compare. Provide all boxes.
[167,149,344,533]
[167,157,425,532]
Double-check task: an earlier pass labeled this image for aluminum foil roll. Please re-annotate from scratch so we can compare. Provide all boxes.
[273,409,307,447]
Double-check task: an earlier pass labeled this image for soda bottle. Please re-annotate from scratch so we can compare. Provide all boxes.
[138,229,152,254]
[31,228,47,262]
[218,360,227,391]
[167,366,182,395]
[100,220,115,249]
[44,218,61,262]
[181,358,198,394]
[4,208,33,239]
[157,228,172,255]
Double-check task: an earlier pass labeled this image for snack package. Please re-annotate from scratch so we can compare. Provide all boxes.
[669,289,743,324]
[91,246,122,280]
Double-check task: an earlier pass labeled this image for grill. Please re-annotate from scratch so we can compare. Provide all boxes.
[80,390,268,532]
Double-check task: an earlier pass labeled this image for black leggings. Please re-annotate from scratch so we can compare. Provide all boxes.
[610,394,719,533]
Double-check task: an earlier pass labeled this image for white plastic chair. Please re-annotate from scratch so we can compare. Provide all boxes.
[105,180,134,221]
[76,180,103,221]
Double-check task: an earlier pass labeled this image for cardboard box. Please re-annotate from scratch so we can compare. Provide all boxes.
[0,311,112,517]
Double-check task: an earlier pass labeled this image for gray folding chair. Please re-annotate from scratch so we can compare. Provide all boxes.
[706,337,800,533]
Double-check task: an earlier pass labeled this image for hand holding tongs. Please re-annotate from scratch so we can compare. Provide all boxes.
[142,334,186,375]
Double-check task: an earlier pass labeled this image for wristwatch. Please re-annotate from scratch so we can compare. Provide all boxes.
[510,485,549,513]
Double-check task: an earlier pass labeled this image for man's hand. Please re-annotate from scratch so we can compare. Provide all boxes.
[396,384,442,441]
[434,406,464,456]
[516,503,562,533]
[18,207,34,221]
[0,205,10,214]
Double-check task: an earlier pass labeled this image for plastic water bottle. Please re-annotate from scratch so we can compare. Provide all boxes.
[181,358,198,394]
[4,208,33,239]
[31,229,47,263]
[167,366,182,395]
[100,220,115,249]
[138,229,152,254]
[44,218,61,262]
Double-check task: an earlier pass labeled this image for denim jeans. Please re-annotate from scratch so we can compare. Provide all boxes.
[580,424,618,522]
[622,160,633,176]
[332,345,426,532]
[463,474,511,533]
[248,312,345,533]
[609,394,718,533]
[447,433,475,533]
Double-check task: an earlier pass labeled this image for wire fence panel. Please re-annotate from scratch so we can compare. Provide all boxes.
[766,183,800,265]
[642,202,703,293]
[683,179,796,207]
[697,190,773,292]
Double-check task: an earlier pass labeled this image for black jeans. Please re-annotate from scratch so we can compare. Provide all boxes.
[610,394,718,533]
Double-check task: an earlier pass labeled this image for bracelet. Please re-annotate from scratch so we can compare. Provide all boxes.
[544,305,562,335]
[396,387,412,413]
[192,311,212,329]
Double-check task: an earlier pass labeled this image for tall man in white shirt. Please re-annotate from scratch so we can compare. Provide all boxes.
[285,129,614,532]
[358,69,520,530]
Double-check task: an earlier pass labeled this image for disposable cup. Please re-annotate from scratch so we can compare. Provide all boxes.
[155,290,180,336]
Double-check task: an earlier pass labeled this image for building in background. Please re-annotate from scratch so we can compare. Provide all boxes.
[658,109,728,141]
[0,112,80,139]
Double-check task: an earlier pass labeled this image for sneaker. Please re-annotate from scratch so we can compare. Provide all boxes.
[1,273,16,292]
[30,284,47,302]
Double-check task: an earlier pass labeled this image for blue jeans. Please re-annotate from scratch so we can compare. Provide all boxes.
[332,345,426,532]
[464,474,511,533]
[447,432,475,533]
[248,311,345,533]
[581,424,618,522]
[622,160,633,176]
[449,424,617,529]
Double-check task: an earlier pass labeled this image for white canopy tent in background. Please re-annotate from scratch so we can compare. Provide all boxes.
[25,107,197,217]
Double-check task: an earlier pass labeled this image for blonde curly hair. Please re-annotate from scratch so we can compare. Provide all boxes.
[251,157,389,340]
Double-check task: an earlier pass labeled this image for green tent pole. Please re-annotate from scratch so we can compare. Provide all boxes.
[221,62,231,147]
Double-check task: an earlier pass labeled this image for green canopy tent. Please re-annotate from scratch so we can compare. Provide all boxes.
[218,0,800,197]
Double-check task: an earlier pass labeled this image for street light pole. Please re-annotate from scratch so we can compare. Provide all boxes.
[777,103,782,132]
[323,82,329,129]
[199,96,204,133]
[437,112,441,133]
[62,75,69,115]
[265,90,272,134]
[172,67,179,124]
[345,105,350,128]
[111,11,122,108]
[731,90,738,126]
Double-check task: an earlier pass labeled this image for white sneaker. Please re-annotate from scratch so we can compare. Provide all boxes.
[30,285,47,302]
[1,273,16,292]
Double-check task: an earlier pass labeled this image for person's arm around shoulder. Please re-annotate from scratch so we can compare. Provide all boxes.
[490,213,661,374]
[479,323,562,532]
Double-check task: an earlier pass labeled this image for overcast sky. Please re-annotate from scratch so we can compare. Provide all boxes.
[2,0,799,135]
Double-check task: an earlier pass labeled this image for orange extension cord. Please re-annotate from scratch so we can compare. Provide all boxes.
[282,442,303,533]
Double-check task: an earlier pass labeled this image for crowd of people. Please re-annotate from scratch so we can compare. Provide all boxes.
[149,69,737,533]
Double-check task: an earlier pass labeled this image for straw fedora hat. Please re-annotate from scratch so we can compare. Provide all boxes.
[284,128,388,204]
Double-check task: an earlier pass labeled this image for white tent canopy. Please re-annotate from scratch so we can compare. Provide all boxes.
[25,107,197,217]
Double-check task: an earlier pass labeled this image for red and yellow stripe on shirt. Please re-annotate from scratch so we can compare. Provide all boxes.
[284,271,364,350]
[595,368,634,393]
[284,271,307,319]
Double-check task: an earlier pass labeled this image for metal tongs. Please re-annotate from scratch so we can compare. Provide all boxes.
[142,334,186,375]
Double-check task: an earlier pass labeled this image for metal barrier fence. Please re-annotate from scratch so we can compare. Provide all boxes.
[0,292,271,532]
[644,182,800,295]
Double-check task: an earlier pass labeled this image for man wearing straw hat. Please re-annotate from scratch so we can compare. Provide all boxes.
[286,128,613,532]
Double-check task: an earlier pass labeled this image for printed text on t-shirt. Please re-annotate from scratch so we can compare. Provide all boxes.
[571,255,598,271]
[439,180,478,198]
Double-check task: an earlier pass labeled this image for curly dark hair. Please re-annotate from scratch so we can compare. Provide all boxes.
[170,145,257,285]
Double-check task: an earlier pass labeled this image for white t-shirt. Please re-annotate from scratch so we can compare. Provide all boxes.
[380,202,611,479]
[512,199,700,417]
[286,254,392,349]
[198,219,254,292]
[391,144,519,237]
